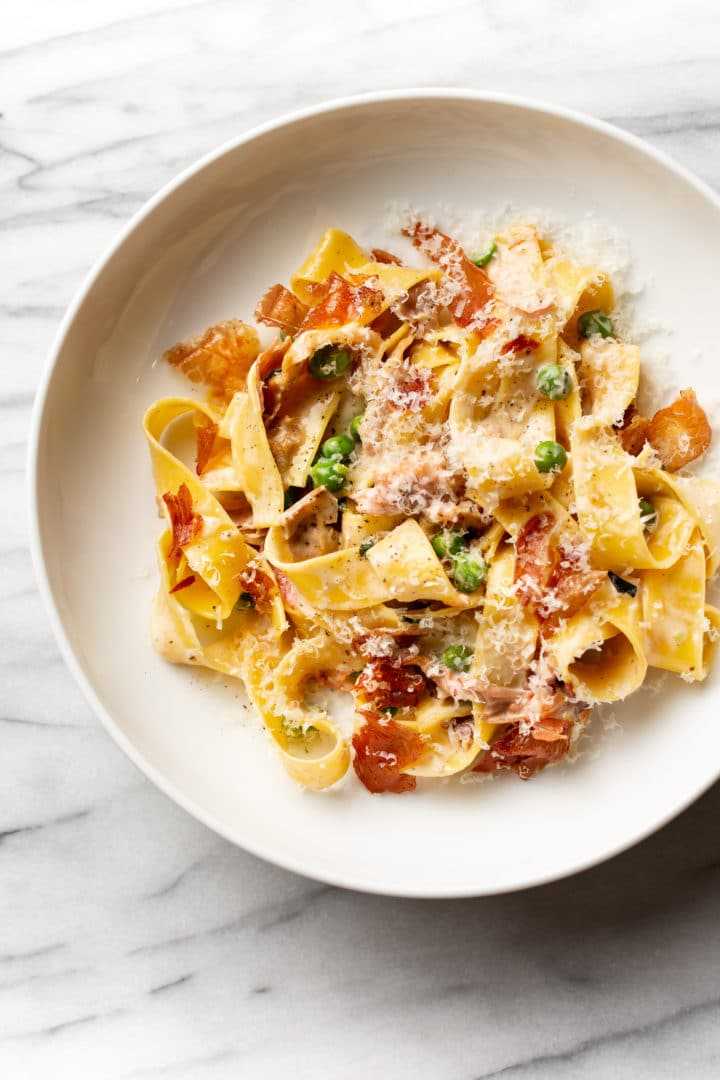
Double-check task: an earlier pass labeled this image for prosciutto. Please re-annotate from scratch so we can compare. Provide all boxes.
[352,712,426,794]
[162,483,202,559]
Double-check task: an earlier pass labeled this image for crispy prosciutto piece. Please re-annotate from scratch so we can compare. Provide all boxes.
[369,308,403,338]
[355,658,426,712]
[531,715,571,742]
[257,334,292,381]
[195,420,218,475]
[300,272,384,330]
[274,568,304,612]
[164,319,260,402]
[501,335,540,355]
[387,366,433,412]
[617,404,651,456]
[255,284,308,335]
[544,545,605,624]
[514,516,603,620]
[414,659,521,712]
[514,514,556,605]
[647,388,711,471]
[257,336,294,420]
[402,221,495,330]
[169,574,196,594]
[353,445,465,518]
[352,712,426,794]
[237,562,276,613]
[473,718,573,780]
[162,483,202,559]
[371,247,403,265]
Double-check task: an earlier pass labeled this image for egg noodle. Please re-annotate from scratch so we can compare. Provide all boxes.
[144,219,720,793]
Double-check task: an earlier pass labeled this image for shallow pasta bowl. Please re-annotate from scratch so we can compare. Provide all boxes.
[29,90,720,897]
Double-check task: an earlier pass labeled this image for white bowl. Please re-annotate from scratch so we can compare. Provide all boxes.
[29,90,720,897]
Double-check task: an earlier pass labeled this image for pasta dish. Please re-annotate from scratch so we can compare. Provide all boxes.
[143,218,720,793]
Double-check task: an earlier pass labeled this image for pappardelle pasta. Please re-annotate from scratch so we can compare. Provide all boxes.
[144,218,720,793]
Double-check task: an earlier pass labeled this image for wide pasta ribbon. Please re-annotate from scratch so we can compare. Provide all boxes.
[641,532,719,680]
[152,589,347,789]
[546,579,647,703]
[237,633,351,790]
[218,362,284,527]
[472,544,539,689]
[290,227,440,309]
[571,420,696,571]
[635,467,720,576]
[264,519,473,610]
[450,337,558,503]
[404,699,491,778]
[144,398,258,619]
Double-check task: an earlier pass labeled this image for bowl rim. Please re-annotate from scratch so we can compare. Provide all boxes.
[27,87,720,898]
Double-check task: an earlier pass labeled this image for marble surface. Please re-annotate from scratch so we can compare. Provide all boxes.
[4,1,720,1075]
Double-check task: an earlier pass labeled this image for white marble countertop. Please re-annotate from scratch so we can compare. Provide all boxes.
[4,1,720,1076]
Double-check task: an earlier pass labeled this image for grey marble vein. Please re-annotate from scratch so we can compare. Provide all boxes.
[3,1,720,1077]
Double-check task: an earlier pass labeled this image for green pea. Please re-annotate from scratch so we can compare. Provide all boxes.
[350,413,365,442]
[638,498,659,532]
[452,555,488,593]
[472,242,497,268]
[235,592,255,611]
[308,345,353,378]
[442,644,473,672]
[537,364,572,401]
[577,309,614,339]
[281,716,318,740]
[534,440,567,473]
[321,433,355,460]
[310,457,349,492]
[608,571,637,598]
[431,530,467,559]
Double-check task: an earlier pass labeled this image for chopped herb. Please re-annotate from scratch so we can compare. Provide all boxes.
[279,329,287,341]
[608,571,637,597]
[402,616,419,624]
[235,592,255,610]
[442,644,473,672]
[349,670,363,683]
[472,242,497,268]
[359,538,375,557]
[281,716,318,740]
[638,497,659,532]
[383,706,399,716]
[337,497,348,511]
